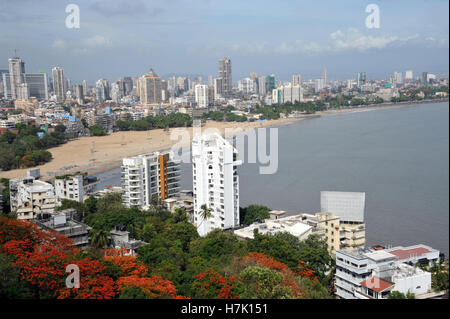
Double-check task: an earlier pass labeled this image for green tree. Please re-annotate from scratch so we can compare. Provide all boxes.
[197,204,212,229]
[240,205,270,226]
[119,285,149,299]
[387,291,406,299]
[239,266,292,299]
[0,253,33,299]
[90,229,109,248]
[89,125,107,136]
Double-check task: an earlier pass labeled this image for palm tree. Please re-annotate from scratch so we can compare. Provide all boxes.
[90,229,109,249]
[196,204,212,230]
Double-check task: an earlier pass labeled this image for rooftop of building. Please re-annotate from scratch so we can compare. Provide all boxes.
[360,277,394,293]
[384,244,438,261]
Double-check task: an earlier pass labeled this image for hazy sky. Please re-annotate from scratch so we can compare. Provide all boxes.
[0,0,448,83]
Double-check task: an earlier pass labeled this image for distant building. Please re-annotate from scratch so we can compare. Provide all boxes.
[52,67,66,102]
[139,69,162,105]
[194,84,209,108]
[404,70,413,82]
[214,78,223,99]
[121,151,181,209]
[292,74,301,87]
[8,57,26,100]
[74,84,84,104]
[25,73,49,101]
[218,57,232,97]
[192,133,241,236]
[357,72,366,91]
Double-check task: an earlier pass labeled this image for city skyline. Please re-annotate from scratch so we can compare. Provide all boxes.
[0,0,448,83]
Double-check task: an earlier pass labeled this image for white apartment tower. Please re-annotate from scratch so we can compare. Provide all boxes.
[194,84,209,108]
[121,152,180,209]
[192,133,242,236]
[52,67,66,102]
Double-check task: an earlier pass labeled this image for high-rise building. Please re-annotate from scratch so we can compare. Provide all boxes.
[208,75,213,87]
[292,74,301,86]
[258,76,267,96]
[273,84,303,104]
[82,80,89,96]
[214,78,223,99]
[123,77,133,96]
[218,57,232,97]
[405,70,413,82]
[16,83,29,100]
[238,77,256,94]
[192,133,241,236]
[357,72,366,91]
[74,84,84,104]
[314,79,324,93]
[139,69,162,105]
[95,79,107,103]
[121,151,181,209]
[52,67,66,102]
[24,73,49,100]
[194,84,209,108]
[266,74,276,92]
[8,57,26,100]
[422,72,428,87]
[323,67,327,87]
[394,72,403,85]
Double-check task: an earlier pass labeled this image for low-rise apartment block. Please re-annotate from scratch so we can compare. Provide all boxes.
[10,175,57,220]
[335,244,441,299]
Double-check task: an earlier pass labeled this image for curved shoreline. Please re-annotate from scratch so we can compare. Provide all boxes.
[1,99,447,181]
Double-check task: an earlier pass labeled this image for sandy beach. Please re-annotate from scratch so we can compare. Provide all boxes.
[1,100,446,181]
[0,118,301,181]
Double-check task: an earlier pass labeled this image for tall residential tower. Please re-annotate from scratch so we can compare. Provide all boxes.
[192,133,241,236]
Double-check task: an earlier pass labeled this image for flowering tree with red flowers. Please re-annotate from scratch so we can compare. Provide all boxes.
[117,274,179,299]
[294,260,318,281]
[56,258,116,299]
[2,242,68,298]
[104,254,149,277]
[245,252,289,272]
[192,269,241,299]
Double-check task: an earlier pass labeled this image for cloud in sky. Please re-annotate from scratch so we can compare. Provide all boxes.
[90,0,164,18]
[189,28,447,57]
[0,0,447,82]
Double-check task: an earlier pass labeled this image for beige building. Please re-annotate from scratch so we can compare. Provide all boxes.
[9,175,57,220]
[315,212,341,255]
[339,222,366,250]
[139,68,162,105]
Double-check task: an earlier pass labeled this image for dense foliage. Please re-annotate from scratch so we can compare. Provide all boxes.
[1,192,335,299]
[0,123,67,170]
[115,113,192,131]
